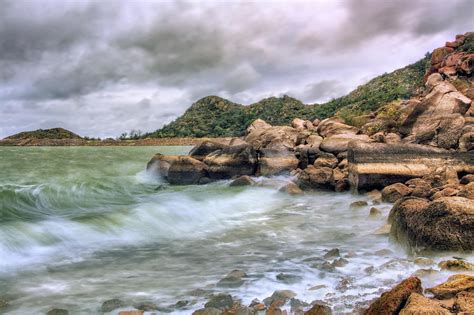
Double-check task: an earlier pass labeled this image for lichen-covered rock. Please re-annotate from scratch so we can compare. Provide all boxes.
[427,274,474,299]
[363,277,422,315]
[388,197,430,224]
[391,197,474,250]
[399,293,450,315]
[438,259,474,271]
[382,183,412,203]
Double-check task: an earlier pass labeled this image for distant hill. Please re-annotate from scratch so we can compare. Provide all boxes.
[5,128,82,140]
[145,55,430,138]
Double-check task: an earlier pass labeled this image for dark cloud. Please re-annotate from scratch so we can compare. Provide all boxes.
[0,0,472,138]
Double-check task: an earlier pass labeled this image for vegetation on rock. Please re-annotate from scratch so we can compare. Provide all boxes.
[5,128,82,140]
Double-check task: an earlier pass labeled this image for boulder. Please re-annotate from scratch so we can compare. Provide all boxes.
[306,135,323,148]
[146,153,180,178]
[203,143,257,179]
[246,118,271,135]
[400,74,472,149]
[438,259,474,271]
[407,179,432,198]
[382,183,412,203]
[168,157,209,185]
[46,309,69,315]
[317,118,359,138]
[300,166,335,190]
[263,290,296,307]
[229,175,255,187]
[388,197,430,224]
[189,141,226,161]
[455,291,474,313]
[460,174,474,184]
[457,182,474,199]
[391,197,474,251]
[245,126,299,152]
[279,182,304,195]
[431,47,454,65]
[399,293,450,315]
[204,294,234,309]
[427,274,474,299]
[320,134,370,154]
[217,270,247,287]
[314,154,338,168]
[304,304,332,315]
[363,277,422,315]
[291,118,306,130]
[259,154,299,176]
[101,299,125,313]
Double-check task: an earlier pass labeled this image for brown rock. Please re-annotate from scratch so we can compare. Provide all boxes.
[334,178,350,192]
[458,182,474,200]
[189,141,226,161]
[382,183,412,203]
[391,197,474,250]
[246,118,272,135]
[146,153,180,178]
[363,277,422,315]
[320,134,371,154]
[305,166,335,189]
[306,135,323,148]
[388,197,430,224]
[438,259,474,271]
[118,312,143,315]
[229,175,255,187]
[304,303,332,315]
[279,182,304,195]
[427,274,474,299]
[317,118,359,138]
[431,47,454,65]
[455,291,474,313]
[431,187,459,200]
[369,207,381,217]
[291,118,306,130]
[399,293,450,314]
[460,174,474,185]
[314,154,338,168]
[167,156,209,185]
[203,143,257,179]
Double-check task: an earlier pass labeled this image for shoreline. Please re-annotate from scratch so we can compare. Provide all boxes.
[0,137,234,147]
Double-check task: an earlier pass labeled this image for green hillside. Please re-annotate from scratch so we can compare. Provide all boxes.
[146,55,430,138]
[5,128,82,140]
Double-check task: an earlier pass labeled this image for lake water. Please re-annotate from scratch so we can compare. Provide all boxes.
[0,146,471,314]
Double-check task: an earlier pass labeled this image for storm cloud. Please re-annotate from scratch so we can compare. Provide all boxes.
[0,0,472,138]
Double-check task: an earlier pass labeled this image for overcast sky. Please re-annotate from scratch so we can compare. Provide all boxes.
[1,0,473,138]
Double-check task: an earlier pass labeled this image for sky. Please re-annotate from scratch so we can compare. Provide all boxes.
[0,0,473,138]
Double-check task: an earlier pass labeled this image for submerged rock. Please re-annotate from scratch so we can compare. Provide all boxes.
[279,182,304,195]
[229,175,255,187]
[263,290,296,307]
[133,301,159,311]
[46,309,69,315]
[217,270,247,287]
[363,277,422,315]
[204,294,234,309]
[101,299,125,312]
[350,200,368,208]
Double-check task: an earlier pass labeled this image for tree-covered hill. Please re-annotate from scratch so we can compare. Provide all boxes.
[5,128,82,140]
[145,55,430,138]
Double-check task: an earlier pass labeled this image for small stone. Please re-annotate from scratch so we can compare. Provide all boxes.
[414,257,434,266]
[308,285,327,291]
[192,307,222,315]
[46,309,69,315]
[101,299,125,313]
[369,207,381,217]
[366,189,382,202]
[350,200,368,208]
[323,248,340,258]
[438,259,474,271]
[413,268,438,277]
[204,294,233,309]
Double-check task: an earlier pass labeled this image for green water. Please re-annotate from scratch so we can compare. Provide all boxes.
[0,146,471,314]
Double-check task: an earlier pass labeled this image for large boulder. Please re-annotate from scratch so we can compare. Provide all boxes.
[363,277,422,315]
[319,134,371,154]
[203,143,257,179]
[146,153,181,179]
[317,118,359,138]
[427,274,474,299]
[388,197,430,224]
[390,196,474,251]
[399,293,450,314]
[246,118,272,135]
[400,74,472,149]
[168,156,209,185]
[189,141,226,161]
[297,166,335,190]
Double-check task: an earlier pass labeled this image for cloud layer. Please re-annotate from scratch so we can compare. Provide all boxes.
[0,0,472,138]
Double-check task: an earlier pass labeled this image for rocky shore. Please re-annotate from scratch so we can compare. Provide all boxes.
[144,34,474,314]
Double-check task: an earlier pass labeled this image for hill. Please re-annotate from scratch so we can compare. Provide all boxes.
[146,55,430,138]
[5,128,82,140]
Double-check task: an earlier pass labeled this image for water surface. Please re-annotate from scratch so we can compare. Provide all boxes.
[0,146,471,314]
